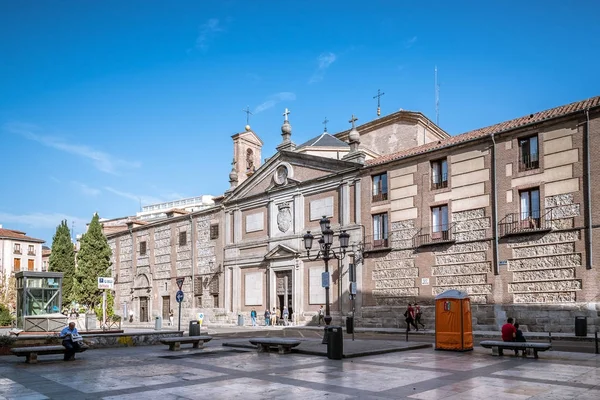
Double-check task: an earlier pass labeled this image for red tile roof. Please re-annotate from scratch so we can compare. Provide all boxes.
[0,228,45,243]
[367,95,600,167]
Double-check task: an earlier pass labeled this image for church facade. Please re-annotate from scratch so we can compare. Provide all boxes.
[105,95,600,332]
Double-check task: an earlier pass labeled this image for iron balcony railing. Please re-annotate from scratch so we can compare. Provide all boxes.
[363,235,390,252]
[372,192,388,202]
[519,153,539,171]
[413,223,456,248]
[431,173,448,190]
[499,210,552,236]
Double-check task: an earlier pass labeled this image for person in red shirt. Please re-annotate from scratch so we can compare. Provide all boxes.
[501,318,516,342]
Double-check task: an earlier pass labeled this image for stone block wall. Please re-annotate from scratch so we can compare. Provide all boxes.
[118,236,132,299]
[153,226,171,280]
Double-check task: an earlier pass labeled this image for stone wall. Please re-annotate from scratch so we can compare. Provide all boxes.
[507,193,583,304]
[153,226,171,280]
[118,236,133,299]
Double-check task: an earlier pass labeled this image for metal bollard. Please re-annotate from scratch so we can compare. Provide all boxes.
[406,327,409,342]
[595,331,598,355]
[548,332,552,344]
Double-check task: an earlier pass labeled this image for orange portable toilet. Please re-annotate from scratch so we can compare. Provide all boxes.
[434,289,473,351]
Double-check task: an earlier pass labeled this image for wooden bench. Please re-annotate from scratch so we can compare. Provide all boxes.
[11,345,89,364]
[160,336,213,351]
[249,338,301,354]
[480,340,551,359]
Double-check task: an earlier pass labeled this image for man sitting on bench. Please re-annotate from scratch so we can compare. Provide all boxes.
[60,322,83,361]
[501,317,518,355]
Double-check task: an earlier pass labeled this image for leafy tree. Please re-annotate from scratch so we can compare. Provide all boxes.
[94,290,115,321]
[0,303,13,327]
[0,274,16,311]
[76,213,112,309]
[49,220,76,303]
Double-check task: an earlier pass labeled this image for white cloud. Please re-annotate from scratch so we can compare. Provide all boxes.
[0,211,89,231]
[5,122,141,175]
[254,92,296,114]
[404,36,417,48]
[104,187,163,206]
[195,18,225,51]
[309,52,337,84]
[72,181,101,197]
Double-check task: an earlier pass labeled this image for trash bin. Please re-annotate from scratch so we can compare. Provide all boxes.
[346,316,354,334]
[327,326,343,360]
[575,316,587,337]
[155,316,162,330]
[189,320,200,336]
[237,314,244,326]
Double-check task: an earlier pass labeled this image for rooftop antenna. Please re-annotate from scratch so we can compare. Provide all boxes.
[139,197,142,212]
[435,66,440,125]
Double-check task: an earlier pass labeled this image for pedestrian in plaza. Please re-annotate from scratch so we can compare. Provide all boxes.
[271,307,277,326]
[317,305,324,326]
[250,308,257,327]
[283,306,289,326]
[264,309,270,326]
[514,322,526,356]
[414,302,425,329]
[129,309,134,323]
[404,303,418,331]
[60,322,83,361]
[169,309,174,326]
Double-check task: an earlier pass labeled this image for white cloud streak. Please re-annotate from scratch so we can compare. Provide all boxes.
[104,187,163,206]
[0,211,89,231]
[196,18,224,51]
[309,52,337,84]
[72,181,101,197]
[5,122,141,175]
[404,36,418,48]
[254,92,296,114]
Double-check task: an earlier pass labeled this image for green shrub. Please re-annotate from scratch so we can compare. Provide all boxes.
[0,335,16,346]
[0,304,13,327]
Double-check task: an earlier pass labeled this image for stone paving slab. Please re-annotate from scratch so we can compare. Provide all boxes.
[1,340,599,399]
[223,338,432,358]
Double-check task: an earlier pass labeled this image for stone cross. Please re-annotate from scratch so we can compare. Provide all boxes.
[242,106,253,125]
[283,108,290,122]
[322,117,329,132]
[349,114,358,128]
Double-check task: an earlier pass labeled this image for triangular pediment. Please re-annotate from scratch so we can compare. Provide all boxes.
[264,244,299,260]
[224,151,361,203]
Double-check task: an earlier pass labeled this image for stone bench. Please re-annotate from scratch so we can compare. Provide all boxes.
[160,336,213,351]
[480,340,551,359]
[11,345,89,364]
[249,338,301,354]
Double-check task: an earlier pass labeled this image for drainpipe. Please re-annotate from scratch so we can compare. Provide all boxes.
[491,133,500,275]
[585,109,593,269]
[190,214,196,305]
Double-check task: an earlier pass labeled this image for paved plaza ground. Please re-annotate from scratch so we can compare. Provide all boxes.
[1,337,599,399]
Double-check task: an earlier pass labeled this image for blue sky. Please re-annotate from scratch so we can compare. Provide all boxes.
[1,0,600,244]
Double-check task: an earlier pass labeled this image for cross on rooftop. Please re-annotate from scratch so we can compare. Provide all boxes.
[283,108,290,122]
[242,106,253,125]
[349,114,358,128]
[373,89,385,107]
[322,117,329,132]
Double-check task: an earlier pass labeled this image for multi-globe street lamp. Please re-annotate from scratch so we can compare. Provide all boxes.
[303,216,350,344]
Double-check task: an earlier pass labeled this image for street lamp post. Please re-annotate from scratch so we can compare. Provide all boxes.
[303,216,350,344]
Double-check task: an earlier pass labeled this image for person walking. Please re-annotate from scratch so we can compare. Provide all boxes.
[264,309,270,326]
[169,309,174,326]
[317,305,324,326]
[271,307,277,326]
[250,308,257,327]
[283,306,289,326]
[404,303,418,331]
[414,302,425,329]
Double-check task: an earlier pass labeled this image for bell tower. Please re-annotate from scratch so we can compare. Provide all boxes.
[231,125,263,186]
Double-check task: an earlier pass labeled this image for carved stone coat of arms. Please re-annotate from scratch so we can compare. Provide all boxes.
[277,203,292,233]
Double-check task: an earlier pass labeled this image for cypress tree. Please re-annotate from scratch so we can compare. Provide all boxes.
[49,220,76,304]
[76,213,112,309]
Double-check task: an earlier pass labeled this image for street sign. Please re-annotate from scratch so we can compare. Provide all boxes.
[350,282,357,295]
[98,277,114,290]
[176,277,185,290]
[321,271,330,288]
[176,290,184,303]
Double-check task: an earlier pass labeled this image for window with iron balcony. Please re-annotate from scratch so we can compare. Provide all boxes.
[372,172,388,202]
[28,245,35,255]
[431,158,448,190]
[431,205,450,240]
[372,213,389,248]
[519,135,539,171]
[13,243,21,254]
